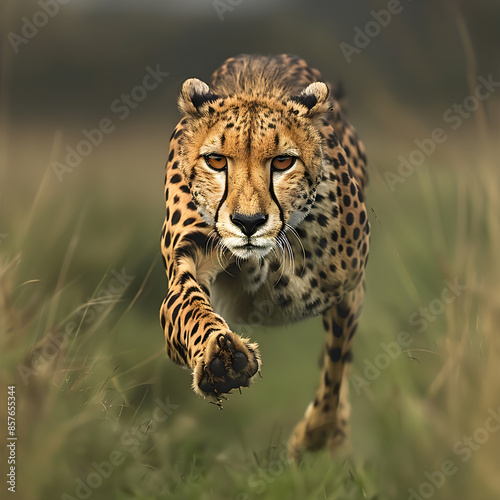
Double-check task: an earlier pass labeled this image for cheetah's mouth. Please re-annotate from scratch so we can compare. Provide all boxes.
[216,224,278,261]
[228,239,274,260]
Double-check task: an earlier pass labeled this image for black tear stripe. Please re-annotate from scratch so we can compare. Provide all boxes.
[214,167,229,227]
[269,171,284,232]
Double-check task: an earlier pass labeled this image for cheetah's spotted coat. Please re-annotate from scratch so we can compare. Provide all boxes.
[160,54,369,457]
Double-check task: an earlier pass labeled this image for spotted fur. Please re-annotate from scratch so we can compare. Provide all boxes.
[160,54,369,457]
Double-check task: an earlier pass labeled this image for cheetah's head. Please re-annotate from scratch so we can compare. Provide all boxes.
[177,78,331,260]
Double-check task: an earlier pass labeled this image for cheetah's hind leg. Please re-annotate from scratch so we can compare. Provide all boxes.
[288,285,363,459]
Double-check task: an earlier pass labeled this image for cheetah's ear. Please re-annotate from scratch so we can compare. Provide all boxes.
[290,82,331,116]
[179,78,221,116]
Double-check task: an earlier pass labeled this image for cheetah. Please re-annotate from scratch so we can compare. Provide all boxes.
[159,54,369,457]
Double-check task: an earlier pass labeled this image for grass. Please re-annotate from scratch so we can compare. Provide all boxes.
[1,10,499,500]
[1,120,498,500]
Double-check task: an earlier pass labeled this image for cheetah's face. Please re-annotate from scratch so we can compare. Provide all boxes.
[178,79,330,260]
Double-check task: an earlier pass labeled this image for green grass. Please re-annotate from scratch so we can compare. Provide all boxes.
[1,126,498,499]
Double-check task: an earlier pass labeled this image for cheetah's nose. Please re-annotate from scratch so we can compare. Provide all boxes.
[230,213,268,236]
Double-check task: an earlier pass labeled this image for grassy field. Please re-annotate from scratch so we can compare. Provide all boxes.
[2,108,499,500]
[1,2,499,500]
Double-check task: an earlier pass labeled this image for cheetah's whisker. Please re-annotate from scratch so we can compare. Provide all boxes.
[283,233,295,279]
[285,223,304,263]
[272,237,286,287]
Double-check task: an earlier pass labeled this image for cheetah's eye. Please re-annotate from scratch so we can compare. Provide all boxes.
[205,154,227,170]
[271,155,296,171]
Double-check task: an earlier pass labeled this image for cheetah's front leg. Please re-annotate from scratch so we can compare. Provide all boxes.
[288,284,364,458]
[160,233,261,401]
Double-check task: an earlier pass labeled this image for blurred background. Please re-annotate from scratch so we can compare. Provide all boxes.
[1,0,499,499]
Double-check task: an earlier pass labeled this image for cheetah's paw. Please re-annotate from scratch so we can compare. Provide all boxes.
[193,332,261,402]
